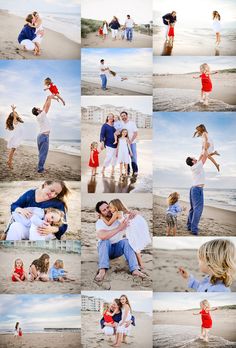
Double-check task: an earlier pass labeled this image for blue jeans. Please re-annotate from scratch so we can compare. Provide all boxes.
[128,143,138,174]
[100,74,107,90]
[126,28,133,41]
[98,239,139,273]
[37,133,49,172]
[187,186,204,235]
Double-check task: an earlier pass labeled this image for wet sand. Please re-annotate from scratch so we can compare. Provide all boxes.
[0,10,80,60]
[154,196,236,236]
[0,139,81,181]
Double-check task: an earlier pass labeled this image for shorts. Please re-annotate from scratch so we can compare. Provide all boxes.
[166,213,177,227]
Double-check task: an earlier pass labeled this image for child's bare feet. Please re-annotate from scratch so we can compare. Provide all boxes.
[215,151,220,156]
[216,164,220,172]
[7,161,13,169]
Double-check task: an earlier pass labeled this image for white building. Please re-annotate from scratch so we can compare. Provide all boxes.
[81,295,104,312]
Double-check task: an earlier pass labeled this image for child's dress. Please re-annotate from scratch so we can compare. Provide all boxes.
[117,138,130,164]
[103,310,114,324]
[98,27,103,36]
[200,309,212,328]
[103,23,108,35]
[6,123,23,149]
[117,307,132,335]
[89,149,99,167]
[212,18,221,33]
[49,83,59,95]
[201,133,214,154]
[168,26,174,37]
[200,74,212,92]
[14,329,18,336]
[12,267,24,281]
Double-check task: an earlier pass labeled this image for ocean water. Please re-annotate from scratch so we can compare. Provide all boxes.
[22,139,81,156]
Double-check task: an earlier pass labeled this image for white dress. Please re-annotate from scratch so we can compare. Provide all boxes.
[103,24,108,35]
[202,134,214,154]
[6,122,23,149]
[117,138,130,164]
[212,18,221,33]
[117,307,132,335]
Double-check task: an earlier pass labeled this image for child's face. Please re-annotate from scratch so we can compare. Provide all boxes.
[16,260,23,268]
[122,130,128,137]
[94,143,98,149]
[120,296,127,305]
[45,258,50,265]
[114,116,119,121]
[45,211,61,225]
[109,203,116,213]
[198,258,210,274]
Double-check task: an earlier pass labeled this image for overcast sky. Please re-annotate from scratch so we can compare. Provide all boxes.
[0,0,80,13]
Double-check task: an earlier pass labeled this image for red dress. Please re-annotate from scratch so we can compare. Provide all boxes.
[89,149,99,167]
[168,26,174,37]
[200,309,212,328]
[19,330,23,337]
[12,267,24,281]
[98,27,103,36]
[49,83,59,95]
[200,73,212,92]
[103,310,114,324]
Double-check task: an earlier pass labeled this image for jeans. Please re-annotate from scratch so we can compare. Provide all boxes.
[187,186,204,234]
[126,28,133,41]
[98,239,139,273]
[37,133,49,172]
[128,143,138,174]
[100,74,107,90]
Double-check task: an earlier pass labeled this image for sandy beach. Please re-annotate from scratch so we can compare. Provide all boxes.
[0,246,81,294]
[0,181,81,240]
[81,122,152,193]
[0,332,81,348]
[153,248,236,292]
[154,196,236,236]
[0,139,81,181]
[0,10,80,60]
[81,311,152,348]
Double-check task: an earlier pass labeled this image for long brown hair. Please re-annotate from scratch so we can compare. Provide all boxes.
[25,14,34,24]
[15,322,19,330]
[42,181,70,212]
[213,11,221,20]
[114,298,122,311]
[120,294,132,312]
[193,124,208,137]
[109,199,129,213]
[6,112,24,131]
[31,253,50,273]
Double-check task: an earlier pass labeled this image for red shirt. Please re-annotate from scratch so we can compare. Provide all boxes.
[200,309,212,328]
[12,267,24,281]
[200,73,212,92]
[49,83,59,95]
[103,310,114,324]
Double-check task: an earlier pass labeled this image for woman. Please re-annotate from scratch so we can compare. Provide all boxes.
[212,11,221,46]
[109,16,121,40]
[102,20,109,40]
[5,180,69,241]
[17,14,41,55]
[100,114,117,176]
[14,322,19,338]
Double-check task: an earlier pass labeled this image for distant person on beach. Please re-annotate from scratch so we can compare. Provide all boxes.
[49,259,75,282]
[102,21,109,40]
[99,59,110,90]
[162,11,177,40]
[116,129,133,177]
[193,300,218,342]
[5,105,24,170]
[89,142,100,176]
[44,77,66,106]
[193,63,218,106]
[124,15,135,42]
[212,11,221,47]
[14,322,19,338]
[166,192,186,236]
[178,238,236,292]
[18,14,41,55]
[12,258,27,282]
[109,16,121,40]
[29,253,50,281]
[100,114,117,175]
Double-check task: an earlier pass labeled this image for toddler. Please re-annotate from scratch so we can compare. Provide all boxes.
[89,142,100,176]
[12,258,27,282]
[113,115,123,144]
[44,77,65,105]
[193,299,217,342]
[49,259,75,282]
[193,63,218,106]
[166,192,186,236]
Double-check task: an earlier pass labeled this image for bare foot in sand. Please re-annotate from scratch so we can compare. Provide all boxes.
[7,161,13,169]
[132,269,146,279]
[94,269,106,282]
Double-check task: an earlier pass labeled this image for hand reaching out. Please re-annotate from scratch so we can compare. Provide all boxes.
[178,267,189,279]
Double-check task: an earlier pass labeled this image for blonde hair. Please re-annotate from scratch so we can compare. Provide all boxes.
[200,299,210,310]
[200,63,210,74]
[54,259,64,269]
[109,199,129,213]
[44,208,66,227]
[14,258,23,268]
[103,302,110,312]
[167,192,179,206]
[198,239,236,286]
[90,142,98,151]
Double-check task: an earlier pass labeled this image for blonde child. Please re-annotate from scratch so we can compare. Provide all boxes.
[212,11,221,46]
[113,115,123,144]
[102,303,116,325]
[29,253,50,282]
[113,295,132,347]
[116,129,133,177]
[193,63,218,106]
[49,259,75,282]
[12,258,27,282]
[18,328,23,338]
[193,299,217,342]
[178,239,236,292]
[166,192,186,236]
[193,124,220,171]
[89,142,100,176]
[167,23,175,45]
[44,77,65,105]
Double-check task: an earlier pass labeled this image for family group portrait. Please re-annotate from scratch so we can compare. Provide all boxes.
[0,294,81,348]
[81,291,152,348]
[81,0,152,48]
[153,0,236,56]
[0,0,81,60]
[153,112,236,236]
[81,193,152,290]
[0,60,81,181]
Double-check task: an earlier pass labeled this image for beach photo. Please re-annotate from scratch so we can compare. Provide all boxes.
[0,180,81,241]
[81,48,152,96]
[153,0,236,56]
[153,57,236,112]
[0,60,81,181]
[81,194,152,290]
[153,292,236,347]
[0,294,81,347]
[0,241,81,294]
[153,112,236,236]
[81,0,152,48]
[81,291,152,348]
[81,96,152,193]
[0,0,81,60]
[153,236,236,292]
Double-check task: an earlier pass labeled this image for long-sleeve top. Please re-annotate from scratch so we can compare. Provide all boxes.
[18,24,36,43]
[162,13,177,25]
[100,123,117,148]
[100,312,135,329]
[109,20,121,30]
[10,189,67,239]
[49,266,65,280]
[166,202,182,216]
[188,275,231,292]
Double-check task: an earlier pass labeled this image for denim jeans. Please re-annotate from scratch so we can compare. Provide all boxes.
[128,143,138,174]
[126,28,133,41]
[187,186,204,234]
[100,74,107,90]
[97,239,139,273]
[37,133,49,172]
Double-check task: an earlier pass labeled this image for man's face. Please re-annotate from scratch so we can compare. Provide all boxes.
[172,12,176,17]
[101,60,104,65]
[191,157,197,165]
[99,203,111,217]
[120,113,128,122]
[35,107,42,115]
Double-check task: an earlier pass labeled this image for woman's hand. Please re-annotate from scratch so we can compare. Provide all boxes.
[37,224,59,235]
[178,267,189,279]
[15,208,32,219]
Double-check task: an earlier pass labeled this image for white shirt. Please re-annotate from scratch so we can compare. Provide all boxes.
[191,161,205,186]
[99,64,108,75]
[96,219,122,244]
[125,18,135,28]
[121,120,138,143]
[36,111,50,133]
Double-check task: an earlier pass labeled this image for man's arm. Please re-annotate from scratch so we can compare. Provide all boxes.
[130,131,138,143]
[43,96,53,114]
[97,218,129,240]
[199,150,208,165]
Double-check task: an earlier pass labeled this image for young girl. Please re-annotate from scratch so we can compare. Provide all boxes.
[193,124,220,172]
[102,21,108,40]
[113,115,123,144]
[49,259,75,282]
[102,303,116,326]
[101,199,151,270]
[178,239,236,292]
[32,11,44,37]
[113,295,132,347]
[212,11,221,46]
[116,129,133,177]
[193,300,217,342]
[29,253,50,282]
[18,328,23,338]
[5,105,24,170]
[44,77,65,106]
[12,258,27,282]
[89,142,100,176]
[14,322,19,338]
[167,23,175,45]
[166,192,186,236]
[193,63,218,106]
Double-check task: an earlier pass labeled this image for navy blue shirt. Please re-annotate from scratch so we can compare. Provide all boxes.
[11,189,67,239]
[100,123,117,148]
[109,20,121,30]
[18,24,36,43]
[100,312,135,329]
[162,13,177,25]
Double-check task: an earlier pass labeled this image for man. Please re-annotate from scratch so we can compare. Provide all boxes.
[99,59,109,90]
[162,11,177,40]
[186,150,208,235]
[100,114,117,176]
[124,15,135,42]
[94,201,145,282]
[32,95,54,173]
[120,111,138,175]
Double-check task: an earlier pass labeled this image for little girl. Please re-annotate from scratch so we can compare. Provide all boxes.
[18,328,23,338]
[179,239,236,292]
[193,124,220,171]
[44,77,65,106]
[89,142,100,176]
[116,129,133,177]
[103,303,116,325]
[102,21,108,40]
[167,23,175,45]
[29,253,50,281]
[5,105,24,170]
[113,115,123,144]
[166,192,186,236]
[193,299,217,342]
[113,295,132,347]
[101,199,151,270]
[12,258,27,282]
[212,11,221,46]
[193,63,218,106]
[14,322,19,338]
[49,259,75,282]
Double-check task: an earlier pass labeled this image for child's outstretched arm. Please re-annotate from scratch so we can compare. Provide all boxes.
[193,75,200,79]
[100,211,119,226]
[210,307,218,311]
[210,71,218,75]
[193,312,200,315]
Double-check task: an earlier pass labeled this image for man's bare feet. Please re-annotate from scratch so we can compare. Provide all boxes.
[94,269,106,282]
[132,269,146,279]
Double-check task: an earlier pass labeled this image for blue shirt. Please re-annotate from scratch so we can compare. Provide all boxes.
[11,189,67,239]
[100,123,117,149]
[100,313,135,329]
[188,275,231,292]
[109,21,121,30]
[18,24,36,43]
[49,266,65,280]
[166,202,182,216]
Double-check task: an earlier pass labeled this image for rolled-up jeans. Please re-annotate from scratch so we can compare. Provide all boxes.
[100,74,107,89]
[37,133,49,172]
[128,143,138,174]
[187,186,204,234]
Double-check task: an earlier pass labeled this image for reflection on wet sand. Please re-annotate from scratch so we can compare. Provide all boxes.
[87,174,138,193]
[161,41,174,56]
